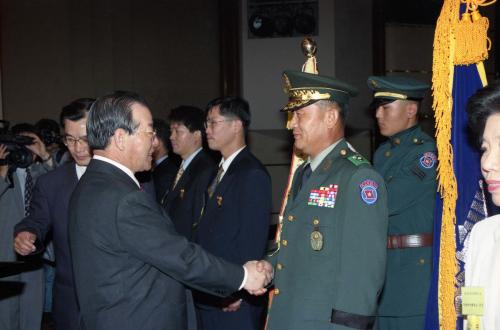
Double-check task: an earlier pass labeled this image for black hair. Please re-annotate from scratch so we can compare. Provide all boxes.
[87,91,148,150]
[168,105,205,134]
[467,81,500,147]
[153,118,171,151]
[60,98,95,128]
[205,96,251,134]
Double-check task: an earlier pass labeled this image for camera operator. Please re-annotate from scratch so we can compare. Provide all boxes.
[0,123,54,330]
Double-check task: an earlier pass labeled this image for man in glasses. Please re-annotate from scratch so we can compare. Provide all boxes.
[14,98,95,330]
[68,91,272,330]
[193,96,272,330]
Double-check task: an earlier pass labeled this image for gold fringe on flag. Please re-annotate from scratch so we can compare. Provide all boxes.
[432,0,459,328]
[433,0,494,328]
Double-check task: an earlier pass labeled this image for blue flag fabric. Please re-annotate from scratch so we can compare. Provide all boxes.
[425,65,487,329]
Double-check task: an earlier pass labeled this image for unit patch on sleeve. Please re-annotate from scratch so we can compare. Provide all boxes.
[359,179,379,205]
[308,184,338,208]
[419,152,437,169]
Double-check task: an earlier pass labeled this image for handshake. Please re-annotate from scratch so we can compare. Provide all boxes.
[242,260,274,296]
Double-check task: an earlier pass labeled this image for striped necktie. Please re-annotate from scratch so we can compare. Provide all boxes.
[207,165,224,198]
[172,166,184,189]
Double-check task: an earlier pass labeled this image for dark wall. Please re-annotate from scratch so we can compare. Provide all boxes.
[0,0,220,124]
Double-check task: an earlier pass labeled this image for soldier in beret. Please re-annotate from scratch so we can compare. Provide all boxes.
[265,70,389,330]
[368,76,437,329]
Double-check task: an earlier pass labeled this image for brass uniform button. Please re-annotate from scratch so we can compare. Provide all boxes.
[394,138,400,145]
[274,288,280,295]
[419,258,425,265]
[288,215,294,222]
[313,219,320,225]
[282,239,288,246]
[413,138,419,144]
[340,149,347,156]
[385,151,391,157]
[277,263,283,270]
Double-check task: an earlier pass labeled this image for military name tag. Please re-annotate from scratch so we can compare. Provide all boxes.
[310,230,323,251]
[462,286,484,316]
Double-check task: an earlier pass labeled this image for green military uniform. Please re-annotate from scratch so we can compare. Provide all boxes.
[368,76,437,329]
[267,71,389,330]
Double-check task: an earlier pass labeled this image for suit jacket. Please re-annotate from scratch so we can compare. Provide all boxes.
[153,155,181,203]
[0,162,52,330]
[193,147,272,329]
[163,150,216,240]
[14,162,79,330]
[266,140,388,330]
[373,125,436,317]
[68,159,244,330]
[464,214,500,330]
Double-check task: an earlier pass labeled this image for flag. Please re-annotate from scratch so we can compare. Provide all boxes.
[425,0,493,329]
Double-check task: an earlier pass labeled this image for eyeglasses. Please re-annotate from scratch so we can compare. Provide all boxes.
[135,129,157,139]
[63,135,88,146]
[204,119,233,129]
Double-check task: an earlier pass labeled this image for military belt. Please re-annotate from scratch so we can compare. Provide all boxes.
[386,233,433,249]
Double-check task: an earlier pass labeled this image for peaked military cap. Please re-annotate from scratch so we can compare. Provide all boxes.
[281,70,358,112]
[367,75,429,102]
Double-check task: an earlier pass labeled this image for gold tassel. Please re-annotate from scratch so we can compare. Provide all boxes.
[454,10,490,65]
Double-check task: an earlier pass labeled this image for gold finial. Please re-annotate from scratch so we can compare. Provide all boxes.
[301,38,317,58]
[301,38,318,74]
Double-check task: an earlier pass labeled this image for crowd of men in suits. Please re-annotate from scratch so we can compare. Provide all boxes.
[1,94,273,330]
[0,68,437,330]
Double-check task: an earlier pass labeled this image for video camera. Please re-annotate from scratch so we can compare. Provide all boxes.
[0,120,35,169]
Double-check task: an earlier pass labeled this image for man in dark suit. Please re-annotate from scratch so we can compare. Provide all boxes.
[68,91,272,330]
[14,98,95,330]
[163,106,216,240]
[193,96,272,330]
[152,118,180,204]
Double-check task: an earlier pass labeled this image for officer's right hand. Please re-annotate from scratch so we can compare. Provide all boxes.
[14,231,37,255]
[0,144,9,178]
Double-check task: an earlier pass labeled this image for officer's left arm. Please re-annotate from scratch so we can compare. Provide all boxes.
[389,145,437,215]
[332,168,388,327]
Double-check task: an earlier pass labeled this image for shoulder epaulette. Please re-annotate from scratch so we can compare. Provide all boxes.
[346,153,370,166]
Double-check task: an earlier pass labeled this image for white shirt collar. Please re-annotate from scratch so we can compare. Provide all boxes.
[93,155,140,188]
[182,148,203,170]
[75,164,87,180]
[155,155,168,166]
[218,146,246,180]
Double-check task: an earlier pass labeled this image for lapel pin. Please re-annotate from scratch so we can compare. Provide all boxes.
[216,196,223,207]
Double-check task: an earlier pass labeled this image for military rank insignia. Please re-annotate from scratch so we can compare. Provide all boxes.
[359,179,378,205]
[308,184,338,208]
[419,152,437,169]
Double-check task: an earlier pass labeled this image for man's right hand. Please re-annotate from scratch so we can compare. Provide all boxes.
[0,144,9,178]
[14,231,37,255]
[243,260,274,295]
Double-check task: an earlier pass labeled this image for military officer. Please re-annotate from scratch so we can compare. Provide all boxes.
[266,71,389,330]
[368,75,437,329]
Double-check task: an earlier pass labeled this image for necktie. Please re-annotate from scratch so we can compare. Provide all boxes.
[298,163,312,193]
[207,165,224,198]
[172,166,184,189]
[24,167,33,216]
